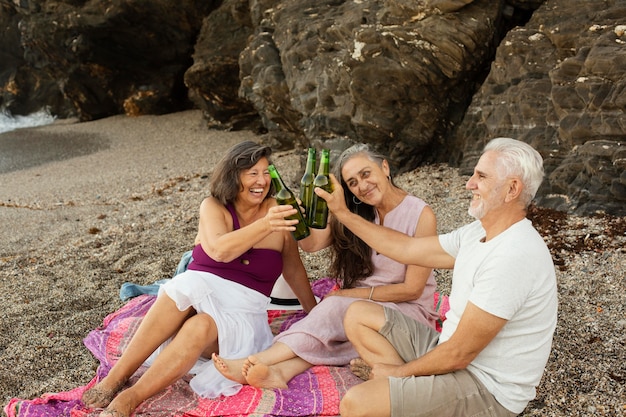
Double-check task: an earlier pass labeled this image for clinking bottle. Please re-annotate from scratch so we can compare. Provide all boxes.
[309,149,332,229]
[299,147,317,224]
[268,164,311,240]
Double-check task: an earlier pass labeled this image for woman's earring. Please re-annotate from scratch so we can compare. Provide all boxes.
[352,195,363,205]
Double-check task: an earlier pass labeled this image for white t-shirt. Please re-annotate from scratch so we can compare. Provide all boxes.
[438,219,558,414]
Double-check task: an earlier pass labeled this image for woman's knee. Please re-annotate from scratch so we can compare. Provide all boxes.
[178,314,219,356]
[181,313,217,339]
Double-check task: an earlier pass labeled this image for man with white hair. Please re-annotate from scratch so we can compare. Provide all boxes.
[316,138,558,417]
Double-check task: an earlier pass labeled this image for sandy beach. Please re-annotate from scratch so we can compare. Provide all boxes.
[0,110,624,416]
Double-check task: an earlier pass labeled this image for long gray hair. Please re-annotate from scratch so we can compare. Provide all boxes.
[329,143,399,288]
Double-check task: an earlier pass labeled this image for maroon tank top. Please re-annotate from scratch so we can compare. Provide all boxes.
[187,203,283,297]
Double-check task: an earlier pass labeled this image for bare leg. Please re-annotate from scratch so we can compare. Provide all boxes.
[244,355,313,389]
[82,295,193,408]
[101,313,219,417]
[340,378,391,417]
[343,301,404,367]
[213,341,297,384]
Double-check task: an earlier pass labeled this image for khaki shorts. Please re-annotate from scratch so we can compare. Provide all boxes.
[381,307,518,417]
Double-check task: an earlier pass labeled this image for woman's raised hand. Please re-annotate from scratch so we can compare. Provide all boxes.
[265,204,300,232]
[314,174,348,216]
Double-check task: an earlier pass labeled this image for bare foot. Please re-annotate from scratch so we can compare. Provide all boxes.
[100,408,127,417]
[243,355,288,389]
[99,389,139,417]
[349,358,372,381]
[212,353,248,385]
[82,378,125,409]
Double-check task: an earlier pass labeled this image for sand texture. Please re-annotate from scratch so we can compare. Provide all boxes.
[0,111,624,416]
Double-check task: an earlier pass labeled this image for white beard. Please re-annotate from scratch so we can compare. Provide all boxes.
[468,198,486,220]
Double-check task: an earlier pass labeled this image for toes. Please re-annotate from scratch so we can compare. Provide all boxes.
[212,353,224,369]
[349,358,371,381]
[82,381,125,409]
[82,387,114,409]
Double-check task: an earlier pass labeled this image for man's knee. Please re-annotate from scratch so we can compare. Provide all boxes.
[344,300,365,329]
[344,301,385,333]
[340,381,391,417]
[339,387,361,417]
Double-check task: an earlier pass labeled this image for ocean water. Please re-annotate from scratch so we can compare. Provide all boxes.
[0,108,56,134]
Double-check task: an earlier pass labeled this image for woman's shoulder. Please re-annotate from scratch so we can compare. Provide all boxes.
[404,193,428,206]
[398,194,429,213]
[200,196,228,211]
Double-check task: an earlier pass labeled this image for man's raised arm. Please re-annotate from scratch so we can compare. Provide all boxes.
[315,174,455,269]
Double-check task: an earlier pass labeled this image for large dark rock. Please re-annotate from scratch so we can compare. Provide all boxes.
[546,140,625,215]
[453,0,626,215]
[1,0,218,120]
[1,0,624,215]
[184,0,262,131]
[0,3,72,117]
[238,0,504,161]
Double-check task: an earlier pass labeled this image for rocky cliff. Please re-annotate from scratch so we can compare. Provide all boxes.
[1,0,624,215]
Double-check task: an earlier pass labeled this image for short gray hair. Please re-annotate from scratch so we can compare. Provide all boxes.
[484,137,544,207]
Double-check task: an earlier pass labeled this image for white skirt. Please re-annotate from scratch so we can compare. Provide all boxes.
[144,269,273,398]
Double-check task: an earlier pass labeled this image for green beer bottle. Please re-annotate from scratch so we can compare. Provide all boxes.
[268,164,311,240]
[309,149,332,229]
[299,147,317,224]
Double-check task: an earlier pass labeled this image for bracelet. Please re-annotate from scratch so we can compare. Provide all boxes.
[368,287,374,300]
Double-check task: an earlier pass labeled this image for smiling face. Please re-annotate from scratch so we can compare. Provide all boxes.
[237,157,271,205]
[466,151,509,220]
[341,154,391,207]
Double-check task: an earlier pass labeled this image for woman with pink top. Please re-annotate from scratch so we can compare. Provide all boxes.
[214,143,438,389]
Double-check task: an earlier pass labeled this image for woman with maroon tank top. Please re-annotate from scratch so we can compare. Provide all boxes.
[213,143,438,391]
[81,141,317,417]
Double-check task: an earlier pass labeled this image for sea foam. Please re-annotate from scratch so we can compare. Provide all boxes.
[0,108,56,134]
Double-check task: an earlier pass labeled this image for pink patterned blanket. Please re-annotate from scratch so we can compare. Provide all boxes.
[4,279,449,417]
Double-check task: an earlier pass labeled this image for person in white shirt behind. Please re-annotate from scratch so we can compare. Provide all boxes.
[316,137,558,417]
